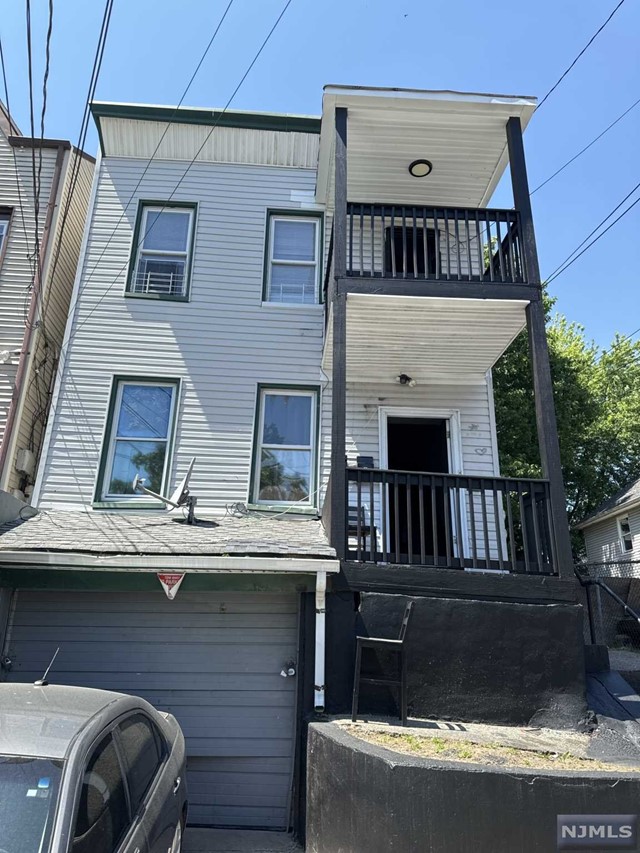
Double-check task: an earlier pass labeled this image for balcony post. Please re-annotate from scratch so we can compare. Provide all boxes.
[506,116,574,579]
[330,106,348,559]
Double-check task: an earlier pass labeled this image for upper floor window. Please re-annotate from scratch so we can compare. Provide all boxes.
[252,386,318,506]
[96,378,179,504]
[0,210,11,257]
[618,514,633,552]
[127,202,196,300]
[264,212,321,304]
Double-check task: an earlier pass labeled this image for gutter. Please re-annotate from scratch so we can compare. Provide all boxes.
[575,496,640,531]
[0,550,339,573]
[0,142,67,488]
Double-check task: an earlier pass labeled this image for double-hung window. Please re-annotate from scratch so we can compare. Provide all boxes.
[265,213,321,304]
[618,514,634,552]
[128,202,196,299]
[253,387,318,506]
[97,378,179,503]
[0,210,11,258]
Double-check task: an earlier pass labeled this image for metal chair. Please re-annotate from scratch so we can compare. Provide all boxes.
[351,600,414,726]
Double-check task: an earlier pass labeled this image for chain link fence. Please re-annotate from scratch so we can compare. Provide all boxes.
[576,560,640,648]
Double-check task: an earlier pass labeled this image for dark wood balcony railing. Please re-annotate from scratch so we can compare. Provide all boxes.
[346,203,526,284]
[346,467,556,574]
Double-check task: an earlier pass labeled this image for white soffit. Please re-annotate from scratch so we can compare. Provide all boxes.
[316,85,537,208]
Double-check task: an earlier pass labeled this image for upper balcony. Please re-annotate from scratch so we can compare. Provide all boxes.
[317,85,539,297]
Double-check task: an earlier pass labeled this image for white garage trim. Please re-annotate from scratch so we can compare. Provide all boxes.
[0,551,339,573]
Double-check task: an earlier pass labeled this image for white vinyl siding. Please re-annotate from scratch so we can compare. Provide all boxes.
[36,157,325,512]
[584,507,640,565]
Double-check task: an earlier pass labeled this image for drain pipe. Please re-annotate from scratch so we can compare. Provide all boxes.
[314,571,327,712]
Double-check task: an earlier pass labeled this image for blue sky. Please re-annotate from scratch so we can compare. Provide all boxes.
[2,0,638,348]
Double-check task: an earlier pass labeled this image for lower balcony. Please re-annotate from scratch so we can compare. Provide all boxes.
[343,467,557,575]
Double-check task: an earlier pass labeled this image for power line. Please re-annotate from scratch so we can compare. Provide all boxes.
[68,0,293,345]
[537,0,628,111]
[546,192,640,285]
[531,95,640,195]
[44,0,115,306]
[545,180,640,281]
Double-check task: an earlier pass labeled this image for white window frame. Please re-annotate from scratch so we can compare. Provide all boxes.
[265,214,321,304]
[0,211,11,257]
[618,514,634,552]
[100,379,178,502]
[253,387,318,507]
[131,205,195,297]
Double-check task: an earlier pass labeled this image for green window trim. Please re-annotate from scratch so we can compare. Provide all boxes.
[249,383,321,509]
[262,209,324,305]
[125,200,197,302]
[93,375,181,509]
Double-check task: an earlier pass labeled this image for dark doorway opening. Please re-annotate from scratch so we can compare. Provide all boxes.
[387,417,452,565]
[384,225,438,277]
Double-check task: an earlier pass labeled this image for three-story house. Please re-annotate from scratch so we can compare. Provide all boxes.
[0,86,586,834]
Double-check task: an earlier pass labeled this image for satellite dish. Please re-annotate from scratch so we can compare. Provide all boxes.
[133,457,198,523]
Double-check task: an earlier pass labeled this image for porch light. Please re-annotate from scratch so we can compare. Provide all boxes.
[408,159,433,178]
[396,373,416,387]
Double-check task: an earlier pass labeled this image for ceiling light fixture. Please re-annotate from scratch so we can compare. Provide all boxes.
[408,159,433,178]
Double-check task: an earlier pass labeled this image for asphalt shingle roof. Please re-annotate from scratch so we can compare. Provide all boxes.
[0,510,336,559]
[577,477,640,528]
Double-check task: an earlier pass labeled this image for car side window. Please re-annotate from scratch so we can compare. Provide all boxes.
[117,714,164,815]
[72,733,129,853]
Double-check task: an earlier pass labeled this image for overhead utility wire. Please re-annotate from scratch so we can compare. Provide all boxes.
[531,95,640,194]
[546,191,640,284]
[536,0,628,111]
[544,180,640,282]
[69,0,294,345]
[44,0,115,301]
[56,0,236,313]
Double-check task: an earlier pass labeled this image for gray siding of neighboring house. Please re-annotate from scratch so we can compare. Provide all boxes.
[583,505,640,566]
[36,156,326,511]
[3,151,94,493]
[0,134,58,448]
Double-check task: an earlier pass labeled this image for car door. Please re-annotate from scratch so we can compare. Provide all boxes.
[115,713,179,853]
[69,731,147,853]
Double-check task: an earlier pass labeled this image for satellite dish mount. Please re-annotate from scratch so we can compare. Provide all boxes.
[133,457,198,524]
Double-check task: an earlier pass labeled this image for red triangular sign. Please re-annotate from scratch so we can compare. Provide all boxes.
[157,572,185,600]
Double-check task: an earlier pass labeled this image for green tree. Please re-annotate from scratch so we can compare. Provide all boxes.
[493,292,640,550]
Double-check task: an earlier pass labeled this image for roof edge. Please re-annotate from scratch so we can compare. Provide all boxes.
[575,495,640,530]
[90,102,322,138]
[323,84,538,106]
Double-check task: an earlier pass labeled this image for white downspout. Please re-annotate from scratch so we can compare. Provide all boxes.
[314,570,327,711]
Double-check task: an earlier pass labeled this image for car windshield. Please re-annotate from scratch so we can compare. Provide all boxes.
[0,755,64,853]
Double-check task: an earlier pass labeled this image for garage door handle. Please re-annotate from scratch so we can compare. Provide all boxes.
[173,777,181,794]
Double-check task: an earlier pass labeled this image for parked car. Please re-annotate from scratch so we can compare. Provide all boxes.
[0,683,187,853]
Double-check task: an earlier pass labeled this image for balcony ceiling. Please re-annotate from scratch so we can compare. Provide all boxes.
[322,293,528,384]
[316,85,537,209]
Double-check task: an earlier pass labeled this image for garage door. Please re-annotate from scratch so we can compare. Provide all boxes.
[4,590,299,829]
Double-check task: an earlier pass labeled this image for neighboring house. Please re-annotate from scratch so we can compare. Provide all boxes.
[0,102,94,510]
[0,87,585,834]
[576,477,640,567]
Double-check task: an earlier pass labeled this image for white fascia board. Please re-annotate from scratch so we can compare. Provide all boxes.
[323,85,537,108]
[0,551,340,573]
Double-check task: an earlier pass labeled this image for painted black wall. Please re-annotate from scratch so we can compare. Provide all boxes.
[325,590,586,727]
[307,724,640,853]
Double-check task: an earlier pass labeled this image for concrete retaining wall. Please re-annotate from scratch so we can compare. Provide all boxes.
[306,723,640,853]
